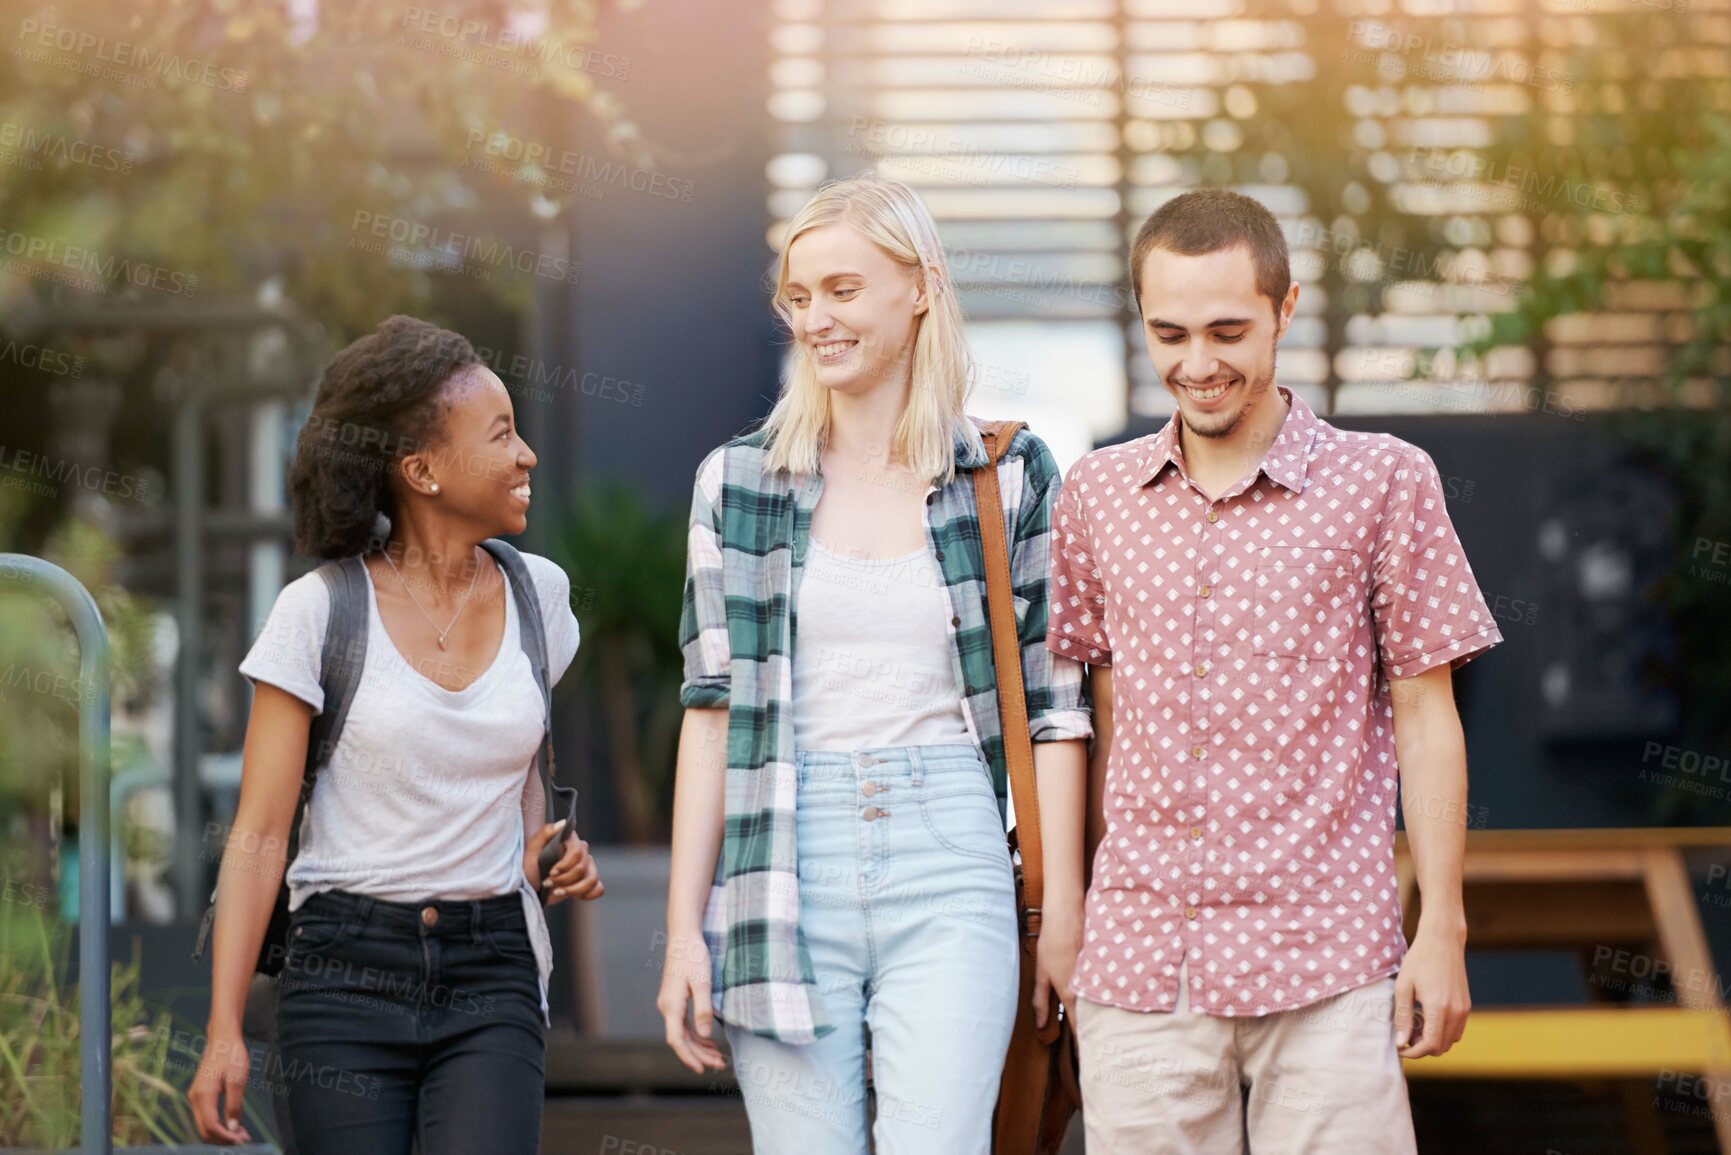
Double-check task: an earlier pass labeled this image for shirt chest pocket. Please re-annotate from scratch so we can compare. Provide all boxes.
[1251,546,1370,663]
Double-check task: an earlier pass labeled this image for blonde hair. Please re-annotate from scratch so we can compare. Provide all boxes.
[762,174,973,483]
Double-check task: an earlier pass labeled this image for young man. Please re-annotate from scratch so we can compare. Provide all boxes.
[1045,189,1502,1153]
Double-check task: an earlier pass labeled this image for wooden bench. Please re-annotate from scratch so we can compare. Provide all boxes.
[1397,828,1731,1154]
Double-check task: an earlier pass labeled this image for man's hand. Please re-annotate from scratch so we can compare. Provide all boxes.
[1394,916,1470,1058]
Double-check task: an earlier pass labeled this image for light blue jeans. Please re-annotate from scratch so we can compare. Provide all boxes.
[724,743,1021,1155]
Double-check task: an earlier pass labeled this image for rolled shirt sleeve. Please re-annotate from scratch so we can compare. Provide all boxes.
[678,448,732,708]
[1009,435,1091,743]
[1372,445,1503,679]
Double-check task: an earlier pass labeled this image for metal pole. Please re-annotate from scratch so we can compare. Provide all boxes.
[248,400,286,641]
[173,385,205,919]
[0,554,112,1155]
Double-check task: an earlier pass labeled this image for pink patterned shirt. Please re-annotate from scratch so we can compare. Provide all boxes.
[1046,388,1501,1016]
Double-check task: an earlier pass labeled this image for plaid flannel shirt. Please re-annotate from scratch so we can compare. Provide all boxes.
[678,417,1092,1043]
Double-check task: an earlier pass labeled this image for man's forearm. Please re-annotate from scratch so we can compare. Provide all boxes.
[1083,665,1112,877]
[1402,774,1469,939]
[1393,669,1470,938]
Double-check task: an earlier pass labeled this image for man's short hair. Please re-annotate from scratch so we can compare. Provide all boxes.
[1129,188,1291,316]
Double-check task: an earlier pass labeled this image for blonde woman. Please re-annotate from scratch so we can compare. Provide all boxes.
[655,175,1092,1153]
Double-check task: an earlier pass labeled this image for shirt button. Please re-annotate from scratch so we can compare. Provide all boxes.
[1193,664,1207,677]
[1199,585,1211,598]
[926,492,937,504]
[420,906,439,927]
[1206,509,1218,523]
[950,616,960,628]
[1191,745,1204,759]
[1185,906,1198,919]
[1190,826,1203,840]
[935,550,945,562]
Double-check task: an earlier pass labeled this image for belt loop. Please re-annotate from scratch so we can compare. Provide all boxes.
[909,745,924,788]
[352,895,373,930]
[470,900,484,945]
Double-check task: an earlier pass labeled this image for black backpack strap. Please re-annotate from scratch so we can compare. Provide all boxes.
[302,557,370,796]
[482,538,550,721]
[479,539,575,876]
[193,556,371,965]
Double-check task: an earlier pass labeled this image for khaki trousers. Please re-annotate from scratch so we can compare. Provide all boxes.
[1076,959,1418,1154]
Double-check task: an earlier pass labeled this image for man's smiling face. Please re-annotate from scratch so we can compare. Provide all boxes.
[1137,242,1296,441]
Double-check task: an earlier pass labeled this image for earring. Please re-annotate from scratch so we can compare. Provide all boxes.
[430,483,440,494]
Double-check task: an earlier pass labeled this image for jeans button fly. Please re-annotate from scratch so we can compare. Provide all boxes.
[421,906,439,927]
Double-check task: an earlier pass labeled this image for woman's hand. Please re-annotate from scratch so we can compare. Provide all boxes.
[1033,902,1083,1031]
[525,819,604,906]
[656,927,727,1074]
[188,1025,253,1145]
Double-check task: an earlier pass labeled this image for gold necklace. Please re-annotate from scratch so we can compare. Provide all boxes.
[380,544,483,650]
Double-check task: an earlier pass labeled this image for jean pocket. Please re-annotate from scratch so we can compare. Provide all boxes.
[285,913,358,962]
[485,924,538,969]
[919,776,1009,865]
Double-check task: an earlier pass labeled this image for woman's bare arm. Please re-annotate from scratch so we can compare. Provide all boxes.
[210,682,310,1025]
[190,681,311,1143]
[657,706,730,1072]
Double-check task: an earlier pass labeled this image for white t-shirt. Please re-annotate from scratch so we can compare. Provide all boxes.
[791,537,971,751]
[238,549,580,1015]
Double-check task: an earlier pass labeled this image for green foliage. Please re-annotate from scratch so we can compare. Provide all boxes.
[0,902,249,1148]
[0,0,648,342]
[1463,84,1731,819]
[0,0,654,832]
[544,483,686,842]
[0,490,157,829]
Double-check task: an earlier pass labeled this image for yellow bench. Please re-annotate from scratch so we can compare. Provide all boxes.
[1406,1007,1731,1080]
[1396,828,1731,1153]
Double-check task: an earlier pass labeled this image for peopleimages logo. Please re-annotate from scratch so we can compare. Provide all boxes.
[464,130,693,203]
[348,211,580,285]
[1346,22,1575,93]
[15,19,249,91]
[398,7,631,80]
[0,123,132,173]
[0,446,146,500]
[0,339,82,377]
[0,229,198,296]
[1407,147,1642,216]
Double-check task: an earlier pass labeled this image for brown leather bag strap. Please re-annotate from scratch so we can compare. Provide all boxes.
[971,417,1045,934]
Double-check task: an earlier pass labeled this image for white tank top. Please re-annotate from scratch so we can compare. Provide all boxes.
[791,537,972,751]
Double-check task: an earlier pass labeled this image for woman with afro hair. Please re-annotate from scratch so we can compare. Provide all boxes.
[190,315,600,1154]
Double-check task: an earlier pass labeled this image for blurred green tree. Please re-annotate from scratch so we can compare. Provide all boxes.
[0,0,651,336]
[1436,10,1730,820]
[545,482,686,843]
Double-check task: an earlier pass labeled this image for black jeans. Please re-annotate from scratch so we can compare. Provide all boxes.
[274,889,545,1155]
